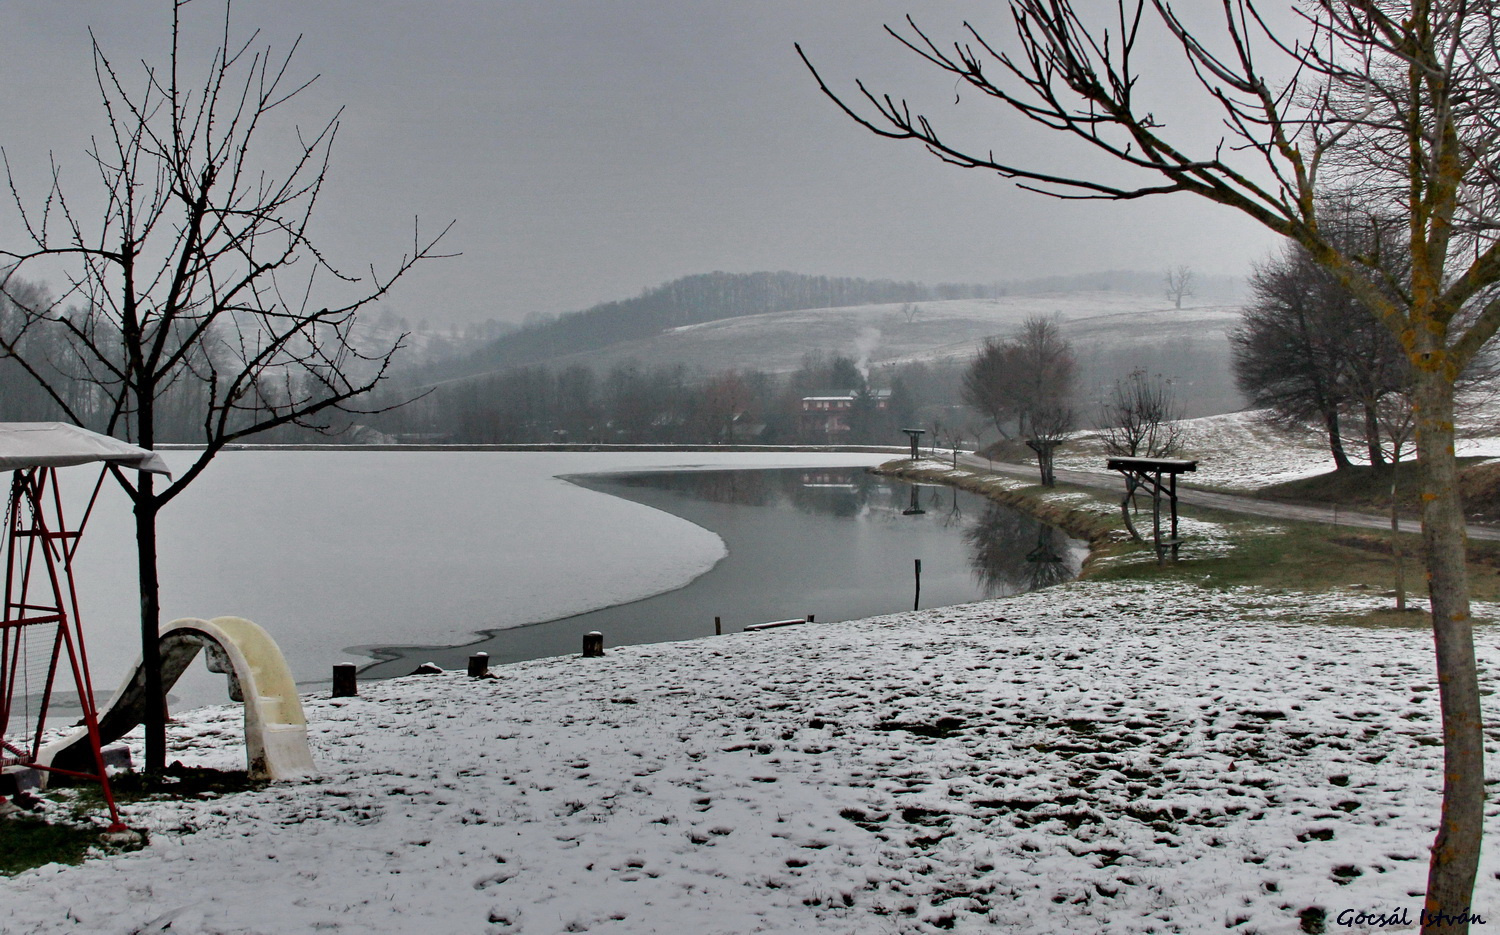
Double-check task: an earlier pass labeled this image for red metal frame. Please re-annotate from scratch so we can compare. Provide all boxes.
[0,466,124,831]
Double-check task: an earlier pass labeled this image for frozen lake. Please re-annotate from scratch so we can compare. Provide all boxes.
[64,450,887,709]
[357,466,1084,677]
[54,450,1079,712]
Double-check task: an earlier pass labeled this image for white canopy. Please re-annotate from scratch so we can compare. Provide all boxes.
[0,422,171,475]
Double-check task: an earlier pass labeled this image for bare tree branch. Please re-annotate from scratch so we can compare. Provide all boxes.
[0,0,454,772]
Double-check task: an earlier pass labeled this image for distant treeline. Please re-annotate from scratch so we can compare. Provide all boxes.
[368,353,970,447]
[0,266,1244,447]
[0,283,322,444]
[412,271,1005,384]
[367,332,1240,447]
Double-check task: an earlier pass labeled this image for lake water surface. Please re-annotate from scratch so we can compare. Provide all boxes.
[358,466,1085,677]
[50,451,1080,711]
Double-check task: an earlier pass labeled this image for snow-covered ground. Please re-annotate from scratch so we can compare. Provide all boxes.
[1050,410,1335,491]
[7,580,1497,934]
[9,435,1500,933]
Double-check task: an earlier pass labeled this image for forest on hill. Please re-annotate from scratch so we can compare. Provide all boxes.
[411,270,1007,385]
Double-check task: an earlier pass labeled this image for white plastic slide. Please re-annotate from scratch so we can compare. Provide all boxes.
[39,617,316,783]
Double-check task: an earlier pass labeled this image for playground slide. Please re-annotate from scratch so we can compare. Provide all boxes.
[39,617,316,783]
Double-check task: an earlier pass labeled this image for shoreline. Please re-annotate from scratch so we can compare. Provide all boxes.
[349,462,1063,681]
[869,458,1127,575]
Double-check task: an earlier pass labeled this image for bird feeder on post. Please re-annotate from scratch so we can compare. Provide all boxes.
[901,428,925,460]
[1105,456,1198,563]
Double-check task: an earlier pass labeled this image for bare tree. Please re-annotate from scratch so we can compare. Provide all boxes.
[800,3,1500,921]
[1098,369,1185,459]
[962,316,1077,485]
[0,3,451,772]
[961,336,1022,440]
[1018,328,1075,486]
[1024,402,1073,488]
[1010,317,1076,445]
[1163,265,1195,309]
[1233,237,1410,470]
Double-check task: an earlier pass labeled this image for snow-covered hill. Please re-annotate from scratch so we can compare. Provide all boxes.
[529,291,1240,377]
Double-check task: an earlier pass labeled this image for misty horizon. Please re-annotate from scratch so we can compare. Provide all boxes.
[0,1,1278,328]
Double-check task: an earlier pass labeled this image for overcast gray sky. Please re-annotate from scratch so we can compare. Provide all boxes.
[0,1,1283,326]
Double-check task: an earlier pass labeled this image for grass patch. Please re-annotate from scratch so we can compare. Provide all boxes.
[0,810,146,876]
[3,764,259,875]
[878,458,1500,606]
[1321,607,1434,628]
[1253,458,1492,519]
[1088,511,1500,605]
[0,814,114,875]
[1092,513,1404,587]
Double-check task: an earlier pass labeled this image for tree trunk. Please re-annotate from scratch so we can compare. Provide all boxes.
[1392,472,1406,612]
[134,476,166,773]
[1028,439,1057,487]
[1364,402,1386,468]
[1413,374,1485,933]
[1323,408,1354,471]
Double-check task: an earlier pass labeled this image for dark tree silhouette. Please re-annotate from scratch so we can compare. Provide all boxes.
[1098,369,1184,459]
[1233,244,1407,469]
[962,316,1076,485]
[0,2,451,771]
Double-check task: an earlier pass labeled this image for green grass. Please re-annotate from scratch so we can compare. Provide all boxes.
[1089,503,1500,608]
[2,765,257,877]
[0,813,119,875]
[880,458,1500,607]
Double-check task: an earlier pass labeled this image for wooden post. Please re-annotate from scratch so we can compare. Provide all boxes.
[914,558,922,611]
[714,616,721,636]
[1169,472,1180,561]
[806,614,815,623]
[582,631,604,657]
[1152,469,1164,565]
[467,653,489,678]
[332,664,357,698]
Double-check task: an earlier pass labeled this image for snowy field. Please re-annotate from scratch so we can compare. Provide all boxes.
[1050,410,1341,491]
[6,580,1497,934]
[544,292,1240,375]
[1054,407,1500,492]
[62,449,891,704]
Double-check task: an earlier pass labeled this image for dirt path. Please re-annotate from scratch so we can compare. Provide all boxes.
[956,453,1500,542]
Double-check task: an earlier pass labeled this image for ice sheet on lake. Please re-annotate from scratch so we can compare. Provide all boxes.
[64,450,891,700]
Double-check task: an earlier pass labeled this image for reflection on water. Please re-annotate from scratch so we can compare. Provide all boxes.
[612,468,1082,598]
[358,467,1084,677]
[610,468,879,518]
[966,504,1078,594]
